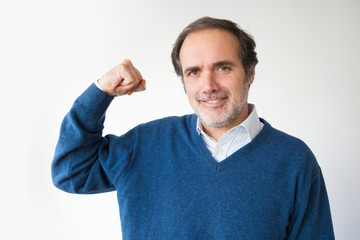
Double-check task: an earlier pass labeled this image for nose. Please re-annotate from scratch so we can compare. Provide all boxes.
[201,71,219,93]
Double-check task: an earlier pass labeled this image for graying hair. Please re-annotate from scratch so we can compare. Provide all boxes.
[171,17,258,82]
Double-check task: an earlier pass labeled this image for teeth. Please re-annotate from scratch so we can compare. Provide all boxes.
[207,99,221,103]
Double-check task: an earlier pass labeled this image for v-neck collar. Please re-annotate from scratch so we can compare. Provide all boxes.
[189,114,272,174]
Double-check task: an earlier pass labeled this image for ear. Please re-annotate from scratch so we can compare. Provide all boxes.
[248,70,255,86]
[182,77,187,94]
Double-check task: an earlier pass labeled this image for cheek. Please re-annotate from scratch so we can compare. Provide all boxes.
[224,76,247,91]
[184,82,198,98]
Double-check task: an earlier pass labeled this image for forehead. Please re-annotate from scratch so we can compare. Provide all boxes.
[179,29,240,68]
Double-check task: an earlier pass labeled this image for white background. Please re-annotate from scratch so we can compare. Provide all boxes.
[1,0,359,239]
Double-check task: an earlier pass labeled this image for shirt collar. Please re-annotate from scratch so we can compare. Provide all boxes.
[196,104,263,141]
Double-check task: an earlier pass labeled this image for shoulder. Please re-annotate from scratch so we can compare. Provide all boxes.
[259,119,318,169]
[114,114,196,142]
[137,114,196,132]
[262,119,312,152]
[112,114,198,151]
[107,114,197,151]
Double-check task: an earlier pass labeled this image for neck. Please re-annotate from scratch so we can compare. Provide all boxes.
[202,103,250,141]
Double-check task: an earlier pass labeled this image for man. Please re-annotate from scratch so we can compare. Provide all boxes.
[52,17,335,239]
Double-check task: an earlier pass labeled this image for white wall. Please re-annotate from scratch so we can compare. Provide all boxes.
[1,0,359,239]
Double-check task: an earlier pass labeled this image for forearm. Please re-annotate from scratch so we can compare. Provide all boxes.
[51,83,115,193]
[52,60,146,194]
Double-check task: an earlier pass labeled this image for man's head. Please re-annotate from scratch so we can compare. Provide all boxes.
[171,17,258,138]
[171,17,258,83]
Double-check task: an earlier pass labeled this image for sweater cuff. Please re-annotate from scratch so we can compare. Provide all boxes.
[73,83,114,126]
[94,79,104,91]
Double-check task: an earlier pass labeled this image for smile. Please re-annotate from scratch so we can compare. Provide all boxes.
[206,99,222,104]
[200,97,227,108]
[196,92,229,108]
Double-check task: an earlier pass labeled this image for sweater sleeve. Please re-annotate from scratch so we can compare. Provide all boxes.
[287,153,335,239]
[51,83,120,194]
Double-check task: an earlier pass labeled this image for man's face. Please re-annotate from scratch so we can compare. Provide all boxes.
[180,29,253,132]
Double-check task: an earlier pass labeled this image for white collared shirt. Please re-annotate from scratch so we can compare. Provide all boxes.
[196,104,263,162]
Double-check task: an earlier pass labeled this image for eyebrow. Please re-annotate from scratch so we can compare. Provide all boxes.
[183,66,200,75]
[213,60,236,67]
[183,60,236,75]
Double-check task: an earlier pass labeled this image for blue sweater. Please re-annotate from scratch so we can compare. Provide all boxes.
[52,84,334,239]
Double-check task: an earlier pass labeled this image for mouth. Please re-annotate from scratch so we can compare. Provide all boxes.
[196,92,229,108]
[201,97,227,108]
[206,99,222,104]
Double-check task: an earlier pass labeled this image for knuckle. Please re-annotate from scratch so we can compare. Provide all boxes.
[119,59,134,73]
[121,59,132,66]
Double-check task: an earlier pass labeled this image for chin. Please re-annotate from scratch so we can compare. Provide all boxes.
[205,121,231,129]
[199,113,234,129]
[197,101,247,129]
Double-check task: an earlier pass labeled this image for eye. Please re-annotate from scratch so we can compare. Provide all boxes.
[188,70,199,77]
[218,66,230,72]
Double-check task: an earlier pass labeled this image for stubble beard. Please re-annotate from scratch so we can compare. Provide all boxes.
[192,89,249,130]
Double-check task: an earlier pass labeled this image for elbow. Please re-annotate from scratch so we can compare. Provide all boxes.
[51,170,76,194]
[51,156,76,193]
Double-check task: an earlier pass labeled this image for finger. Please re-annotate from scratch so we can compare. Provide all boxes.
[126,79,146,95]
[120,63,142,91]
[133,79,146,92]
[112,90,126,97]
[114,76,139,92]
[134,68,143,82]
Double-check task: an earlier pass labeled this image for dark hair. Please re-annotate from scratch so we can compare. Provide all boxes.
[171,16,258,82]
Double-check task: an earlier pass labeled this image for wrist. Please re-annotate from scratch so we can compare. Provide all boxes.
[94,79,104,91]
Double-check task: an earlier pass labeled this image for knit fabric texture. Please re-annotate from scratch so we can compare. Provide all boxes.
[52,84,335,239]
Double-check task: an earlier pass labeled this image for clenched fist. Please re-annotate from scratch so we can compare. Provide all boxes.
[98,59,146,96]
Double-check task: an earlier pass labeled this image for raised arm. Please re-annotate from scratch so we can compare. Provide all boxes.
[51,60,145,194]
